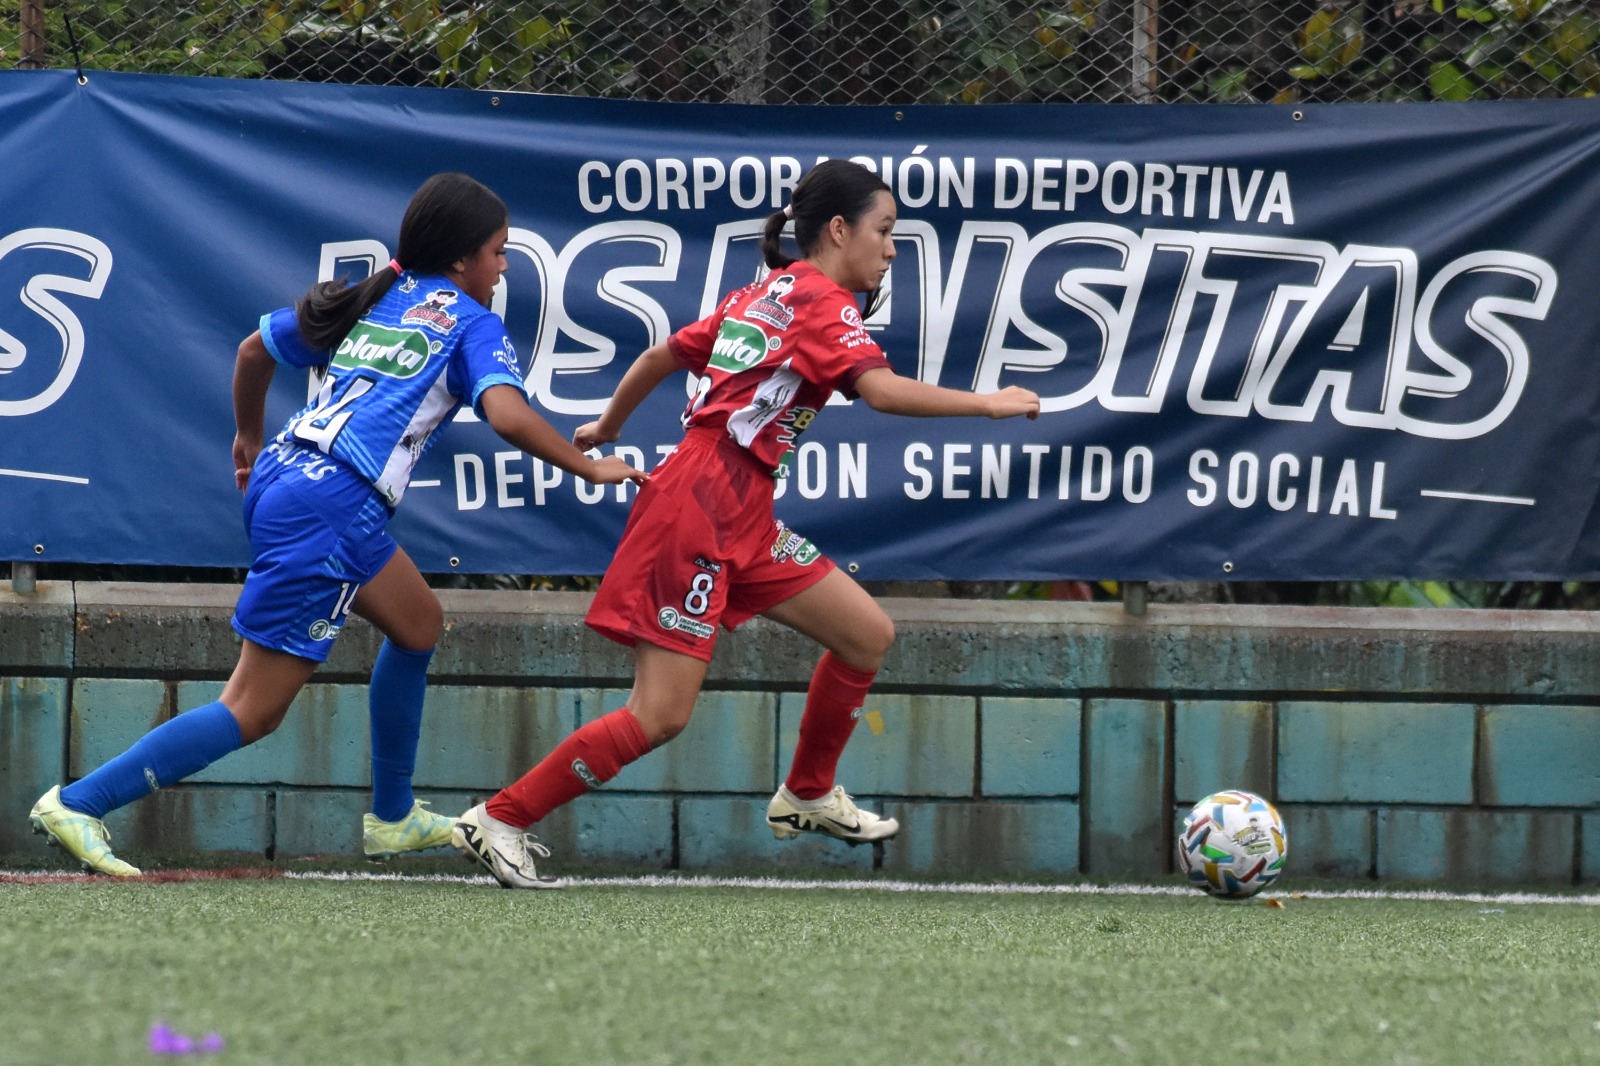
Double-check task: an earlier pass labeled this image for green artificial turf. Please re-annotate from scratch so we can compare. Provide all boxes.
[3,874,1598,1065]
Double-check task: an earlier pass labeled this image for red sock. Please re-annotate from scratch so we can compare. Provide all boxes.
[783,652,878,801]
[486,708,651,826]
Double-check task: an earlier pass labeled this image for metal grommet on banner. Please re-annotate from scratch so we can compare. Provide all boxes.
[448,556,461,568]
[1292,110,1304,122]
[1221,561,1234,573]
[895,111,904,121]
[64,14,87,85]
[847,562,860,573]
[33,544,44,555]
[491,96,501,107]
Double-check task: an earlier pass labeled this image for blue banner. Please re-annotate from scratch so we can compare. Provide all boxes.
[3,70,1599,580]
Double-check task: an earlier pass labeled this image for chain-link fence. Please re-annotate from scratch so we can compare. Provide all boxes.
[5,1,1599,104]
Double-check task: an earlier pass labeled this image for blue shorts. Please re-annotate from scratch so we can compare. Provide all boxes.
[232,443,398,662]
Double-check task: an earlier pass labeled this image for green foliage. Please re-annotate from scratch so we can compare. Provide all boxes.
[1430,57,1476,98]
[1161,0,1598,103]
[0,3,15,64]
[1335,580,1472,608]
[8,0,275,78]
[1420,0,1600,98]
[906,0,1119,103]
[1290,4,1365,82]
[6,1,1598,102]
[3,1,637,92]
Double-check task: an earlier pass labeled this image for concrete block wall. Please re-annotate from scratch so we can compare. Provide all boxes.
[4,582,1600,886]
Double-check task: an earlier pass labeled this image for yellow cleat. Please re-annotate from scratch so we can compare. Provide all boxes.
[29,786,141,877]
[363,800,457,859]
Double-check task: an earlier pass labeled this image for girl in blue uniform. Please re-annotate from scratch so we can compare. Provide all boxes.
[29,173,644,876]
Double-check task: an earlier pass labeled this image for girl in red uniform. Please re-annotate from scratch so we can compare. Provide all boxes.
[453,159,1040,888]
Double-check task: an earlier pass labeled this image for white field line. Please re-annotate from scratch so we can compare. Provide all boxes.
[273,869,1600,906]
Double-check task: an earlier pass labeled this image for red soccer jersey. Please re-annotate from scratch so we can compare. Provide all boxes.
[667,261,892,475]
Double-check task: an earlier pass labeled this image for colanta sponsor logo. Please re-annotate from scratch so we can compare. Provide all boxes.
[332,324,431,378]
[571,759,603,790]
[708,320,770,371]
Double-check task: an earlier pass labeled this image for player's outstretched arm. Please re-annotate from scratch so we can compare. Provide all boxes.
[574,342,682,449]
[854,367,1040,421]
[480,385,647,486]
[233,330,277,490]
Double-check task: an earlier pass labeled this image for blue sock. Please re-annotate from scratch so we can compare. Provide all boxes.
[60,701,243,819]
[368,639,433,822]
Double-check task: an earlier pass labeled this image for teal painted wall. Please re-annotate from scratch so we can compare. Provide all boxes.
[4,582,1600,886]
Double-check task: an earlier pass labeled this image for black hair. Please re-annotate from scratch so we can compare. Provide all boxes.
[760,159,892,313]
[296,172,508,350]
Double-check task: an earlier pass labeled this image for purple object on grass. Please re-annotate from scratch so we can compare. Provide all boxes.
[148,1021,224,1056]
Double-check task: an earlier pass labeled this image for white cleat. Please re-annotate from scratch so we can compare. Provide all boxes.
[451,804,562,890]
[767,784,899,845]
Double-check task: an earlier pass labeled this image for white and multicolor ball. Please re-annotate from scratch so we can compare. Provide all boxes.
[1177,790,1287,899]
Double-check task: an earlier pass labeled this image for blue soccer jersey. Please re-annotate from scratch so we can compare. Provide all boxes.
[259,273,524,506]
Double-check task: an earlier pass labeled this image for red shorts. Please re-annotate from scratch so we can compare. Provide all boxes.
[586,428,836,662]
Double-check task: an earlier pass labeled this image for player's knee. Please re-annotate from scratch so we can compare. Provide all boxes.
[420,594,445,637]
[634,704,693,747]
[844,612,895,669]
[392,598,444,653]
[870,614,896,658]
[649,716,689,746]
[232,702,292,745]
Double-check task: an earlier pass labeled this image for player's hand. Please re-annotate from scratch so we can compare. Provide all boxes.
[574,421,619,450]
[232,434,263,490]
[986,386,1041,420]
[584,455,649,486]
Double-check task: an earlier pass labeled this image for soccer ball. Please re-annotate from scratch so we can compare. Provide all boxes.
[1177,790,1287,899]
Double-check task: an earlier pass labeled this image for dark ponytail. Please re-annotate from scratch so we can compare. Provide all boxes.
[760,159,893,316]
[760,208,793,271]
[296,172,508,350]
[296,271,396,354]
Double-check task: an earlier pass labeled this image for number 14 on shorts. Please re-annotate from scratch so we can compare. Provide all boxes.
[309,581,360,642]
